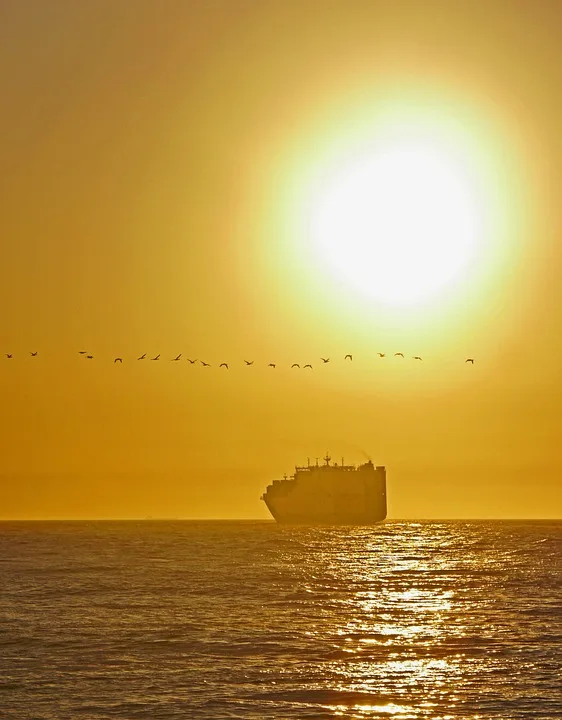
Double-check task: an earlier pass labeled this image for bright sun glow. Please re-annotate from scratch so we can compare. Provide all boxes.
[306,121,486,307]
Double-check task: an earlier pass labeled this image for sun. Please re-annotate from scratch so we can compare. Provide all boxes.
[306,122,486,307]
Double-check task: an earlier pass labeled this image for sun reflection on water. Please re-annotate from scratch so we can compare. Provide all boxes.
[328,702,417,718]
[277,524,505,717]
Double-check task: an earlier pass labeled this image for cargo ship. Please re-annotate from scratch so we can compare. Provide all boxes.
[261,454,387,524]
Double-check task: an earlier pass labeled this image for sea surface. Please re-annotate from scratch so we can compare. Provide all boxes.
[1,521,561,719]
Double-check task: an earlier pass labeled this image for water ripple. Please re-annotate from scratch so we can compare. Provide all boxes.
[1,520,561,719]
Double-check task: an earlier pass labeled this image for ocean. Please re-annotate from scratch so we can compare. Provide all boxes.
[1,521,561,719]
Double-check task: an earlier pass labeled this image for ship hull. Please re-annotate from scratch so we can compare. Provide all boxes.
[263,498,386,524]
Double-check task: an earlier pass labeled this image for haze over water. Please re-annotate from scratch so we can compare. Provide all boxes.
[2,520,561,719]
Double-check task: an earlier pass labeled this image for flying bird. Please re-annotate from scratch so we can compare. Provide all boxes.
[114,358,122,363]
[30,351,38,357]
[394,352,404,358]
[86,355,94,359]
[171,354,182,361]
[304,364,313,369]
[6,354,13,359]
[291,364,300,368]
[79,351,87,355]
[187,358,197,364]
[137,353,146,360]
[344,354,352,361]
[219,363,229,369]
[268,363,276,368]
[377,353,386,358]
[321,357,330,363]
[201,361,211,367]
[151,354,160,360]
[244,360,254,366]
[413,356,423,361]
[466,358,475,364]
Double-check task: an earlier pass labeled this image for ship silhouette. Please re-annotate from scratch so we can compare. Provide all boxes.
[261,454,387,524]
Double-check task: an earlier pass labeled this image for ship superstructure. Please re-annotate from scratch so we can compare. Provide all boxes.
[261,454,387,524]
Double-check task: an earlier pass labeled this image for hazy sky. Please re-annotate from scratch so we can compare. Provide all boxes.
[1,0,562,519]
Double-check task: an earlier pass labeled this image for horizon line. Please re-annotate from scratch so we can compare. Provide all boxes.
[1,517,561,522]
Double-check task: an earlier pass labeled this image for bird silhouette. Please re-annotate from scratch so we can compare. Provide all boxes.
[6,354,13,359]
[291,363,300,368]
[114,358,123,363]
[268,363,276,368]
[151,354,160,360]
[304,364,313,369]
[86,355,94,359]
[466,358,475,364]
[171,354,182,361]
[413,356,423,361]
[321,357,330,363]
[377,353,386,358]
[344,354,352,361]
[244,360,254,366]
[219,363,229,369]
[30,351,38,357]
[79,351,87,355]
[395,352,404,358]
[201,361,211,367]
[137,353,146,360]
[187,358,197,364]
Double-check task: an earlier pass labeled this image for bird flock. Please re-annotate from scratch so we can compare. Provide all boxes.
[3,351,476,367]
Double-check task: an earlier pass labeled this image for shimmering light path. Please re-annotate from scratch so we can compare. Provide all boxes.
[1,521,560,719]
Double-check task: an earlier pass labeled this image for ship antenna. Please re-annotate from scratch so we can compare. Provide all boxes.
[307,457,310,467]
[315,457,319,467]
[324,452,331,466]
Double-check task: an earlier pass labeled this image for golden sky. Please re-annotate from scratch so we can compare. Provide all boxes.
[1,0,561,519]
